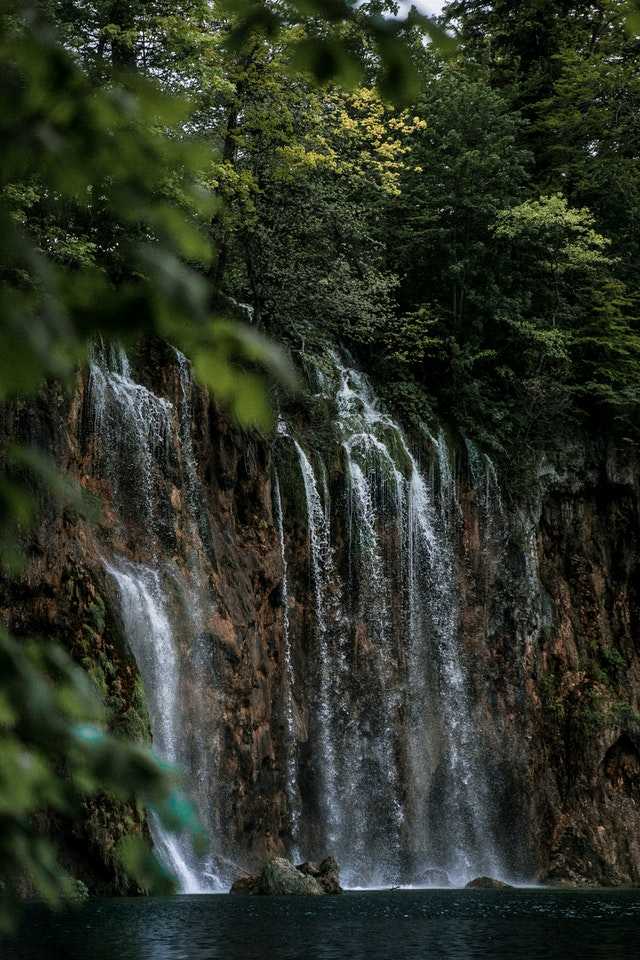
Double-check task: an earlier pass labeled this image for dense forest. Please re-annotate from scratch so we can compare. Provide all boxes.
[4,1,640,451]
[2,0,640,928]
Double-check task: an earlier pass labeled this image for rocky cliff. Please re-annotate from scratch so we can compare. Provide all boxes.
[1,338,638,890]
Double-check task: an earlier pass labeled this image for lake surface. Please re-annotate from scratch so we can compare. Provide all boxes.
[4,889,640,960]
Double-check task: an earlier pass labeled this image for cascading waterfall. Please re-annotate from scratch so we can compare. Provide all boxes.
[289,435,344,845]
[102,560,203,892]
[277,357,506,886]
[405,444,501,882]
[87,345,224,892]
[86,341,173,531]
[272,470,302,857]
[465,438,504,534]
[335,366,406,882]
[87,339,511,892]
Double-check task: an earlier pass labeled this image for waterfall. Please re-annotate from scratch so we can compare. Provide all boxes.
[86,341,173,532]
[103,560,203,893]
[290,436,343,845]
[465,438,504,532]
[405,438,502,883]
[272,471,302,856]
[277,357,506,886]
[88,345,224,892]
[335,366,406,883]
[86,339,511,891]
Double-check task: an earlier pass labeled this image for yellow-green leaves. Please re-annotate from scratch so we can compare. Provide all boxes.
[494,195,613,276]
[275,84,425,196]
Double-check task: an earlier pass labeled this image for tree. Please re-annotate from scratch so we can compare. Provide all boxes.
[209,30,422,353]
[534,14,640,276]
[382,60,530,431]
[494,194,640,429]
[443,1,637,179]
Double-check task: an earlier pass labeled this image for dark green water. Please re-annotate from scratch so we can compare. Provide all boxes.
[3,890,639,960]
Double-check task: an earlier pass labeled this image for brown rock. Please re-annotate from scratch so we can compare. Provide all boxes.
[317,856,343,894]
[229,875,258,895]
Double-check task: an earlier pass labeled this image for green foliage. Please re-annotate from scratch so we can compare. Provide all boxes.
[609,699,640,730]
[222,0,455,104]
[383,60,532,437]
[0,1,296,429]
[494,195,640,421]
[0,627,200,927]
[600,646,627,679]
[212,38,416,353]
[430,0,640,445]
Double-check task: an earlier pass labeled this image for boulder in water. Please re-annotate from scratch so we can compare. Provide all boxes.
[317,856,342,894]
[297,857,342,893]
[465,876,513,890]
[230,856,343,895]
[256,858,324,895]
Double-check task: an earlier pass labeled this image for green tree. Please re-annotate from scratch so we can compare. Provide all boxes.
[383,61,530,432]
[494,194,640,429]
[208,31,421,353]
[535,16,640,276]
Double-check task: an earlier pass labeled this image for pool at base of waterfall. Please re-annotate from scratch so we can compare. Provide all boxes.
[4,890,640,960]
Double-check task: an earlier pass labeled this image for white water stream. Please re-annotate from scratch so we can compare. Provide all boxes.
[279,358,507,885]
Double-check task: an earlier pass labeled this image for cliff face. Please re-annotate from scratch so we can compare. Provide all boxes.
[1,340,639,890]
[456,445,640,886]
[530,451,640,884]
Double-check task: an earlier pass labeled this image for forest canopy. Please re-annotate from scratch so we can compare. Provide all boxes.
[3,1,640,448]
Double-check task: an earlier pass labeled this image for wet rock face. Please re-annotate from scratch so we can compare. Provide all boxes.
[0,343,289,889]
[604,735,640,800]
[525,457,640,888]
[2,341,640,891]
